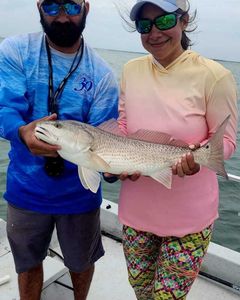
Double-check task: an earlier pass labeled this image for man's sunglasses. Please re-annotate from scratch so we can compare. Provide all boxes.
[135,13,181,34]
[41,1,84,16]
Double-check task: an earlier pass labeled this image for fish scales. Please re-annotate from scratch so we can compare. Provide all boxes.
[91,131,187,174]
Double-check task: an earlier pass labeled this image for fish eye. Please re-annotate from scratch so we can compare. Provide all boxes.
[54,123,62,129]
[205,145,210,149]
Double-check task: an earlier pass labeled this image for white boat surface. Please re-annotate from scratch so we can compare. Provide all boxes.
[0,173,240,299]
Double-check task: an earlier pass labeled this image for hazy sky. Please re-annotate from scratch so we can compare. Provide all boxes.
[0,0,239,62]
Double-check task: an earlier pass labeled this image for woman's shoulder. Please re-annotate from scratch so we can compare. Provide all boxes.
[123,54,152,71]
[188,50,231,79]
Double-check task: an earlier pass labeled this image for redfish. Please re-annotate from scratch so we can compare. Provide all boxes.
[35,116,229,193]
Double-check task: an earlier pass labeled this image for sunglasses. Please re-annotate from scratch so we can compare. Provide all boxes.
[41,1,83,16]
[136,13,181,34]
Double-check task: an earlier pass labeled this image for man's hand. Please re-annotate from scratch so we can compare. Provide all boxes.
[19,113,60,157]
[172,144,201,177]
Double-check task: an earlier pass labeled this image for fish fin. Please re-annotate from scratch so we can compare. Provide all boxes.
[90,152,111,172]
[78,167,90,190]
[97,119,124,136]
[201,115,230,178]
[150,168,172,189]
[78,166,101,193]
[128,130,189,148]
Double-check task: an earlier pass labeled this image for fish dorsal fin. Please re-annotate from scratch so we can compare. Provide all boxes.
[97,119,124,136]
[78,166,101,193]
[128,129,189,148]
[150,168,173,189]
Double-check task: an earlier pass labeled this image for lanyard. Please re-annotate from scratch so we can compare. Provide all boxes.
[45,36,84,115]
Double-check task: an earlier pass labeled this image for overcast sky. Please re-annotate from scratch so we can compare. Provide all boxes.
[0,0,239,62]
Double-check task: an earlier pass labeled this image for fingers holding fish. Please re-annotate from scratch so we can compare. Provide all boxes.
[118,172,141,181]
[172,152,200,177]
[24,132,60,157]
[119,172,130,181]
[188,143,201,151]
[19,114,60,156]
[103,173,118,183]
[174,159,185,177]
[128,172,141,181]
[104,172,141,182]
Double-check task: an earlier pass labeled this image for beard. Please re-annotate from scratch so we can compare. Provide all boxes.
[40,9,87,47]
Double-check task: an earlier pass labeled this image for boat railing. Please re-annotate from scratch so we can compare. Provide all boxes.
[227,173,240,183]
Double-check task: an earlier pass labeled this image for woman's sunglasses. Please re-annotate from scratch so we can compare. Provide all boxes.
[135,13,181,34]
[41,1,83,16]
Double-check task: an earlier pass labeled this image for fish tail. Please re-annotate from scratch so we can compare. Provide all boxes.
[203,115,230,178]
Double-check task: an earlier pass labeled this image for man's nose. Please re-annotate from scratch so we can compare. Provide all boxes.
[55,6,69,22]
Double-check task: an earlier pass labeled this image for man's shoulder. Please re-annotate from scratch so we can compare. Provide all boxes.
[85,43,108,67]
[84,44,113,74]
[0,32,43,53]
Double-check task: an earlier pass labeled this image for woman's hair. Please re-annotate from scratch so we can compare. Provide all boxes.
[178,4,197,50]
[117,0,197,50]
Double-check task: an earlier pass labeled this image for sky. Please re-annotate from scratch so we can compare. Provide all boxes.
[0,0,239,62]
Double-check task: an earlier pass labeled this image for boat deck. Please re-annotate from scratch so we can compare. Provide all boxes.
[89,235,240,300]
[1,212,240,299]
[42,235,240,300]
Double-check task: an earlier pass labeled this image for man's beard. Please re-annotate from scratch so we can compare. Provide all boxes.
[40,9,87,47]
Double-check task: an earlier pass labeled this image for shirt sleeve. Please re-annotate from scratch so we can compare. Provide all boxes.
[87,71,119,126]
[205,71,238,160]
[0,38,29,142]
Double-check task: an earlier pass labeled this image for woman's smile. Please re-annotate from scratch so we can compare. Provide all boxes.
[149,38,171,47]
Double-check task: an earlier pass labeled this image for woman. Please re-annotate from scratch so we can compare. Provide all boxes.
[116,0,238,299]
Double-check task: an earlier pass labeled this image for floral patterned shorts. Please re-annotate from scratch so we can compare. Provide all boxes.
[123,224,213,300]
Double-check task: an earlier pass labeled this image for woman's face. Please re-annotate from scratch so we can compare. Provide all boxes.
[138,3,188,67]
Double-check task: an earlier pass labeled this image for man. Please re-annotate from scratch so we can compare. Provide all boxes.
[0,0,118,299]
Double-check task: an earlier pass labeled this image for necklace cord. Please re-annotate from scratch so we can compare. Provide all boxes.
[45,36,84,115]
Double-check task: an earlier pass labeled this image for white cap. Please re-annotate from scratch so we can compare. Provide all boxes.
[130,0,187,21]
[38,0,84,5]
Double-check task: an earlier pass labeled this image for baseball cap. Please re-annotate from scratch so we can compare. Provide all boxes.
[37,0,84,5]
[130,0,187,21]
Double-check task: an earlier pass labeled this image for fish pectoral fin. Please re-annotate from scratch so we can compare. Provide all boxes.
[150,168,172,189]
[78,167,90,191]
[90,152,111,172]
[78,166,101,193]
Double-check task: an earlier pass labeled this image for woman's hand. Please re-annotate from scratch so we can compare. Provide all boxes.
[103,172,141,182]
[118,172,141,181]
[172,144,201,177]
[19,114,61,157]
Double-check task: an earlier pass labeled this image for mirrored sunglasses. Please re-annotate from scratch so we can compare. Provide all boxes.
[41,1,83,16]
[136,13,181,34]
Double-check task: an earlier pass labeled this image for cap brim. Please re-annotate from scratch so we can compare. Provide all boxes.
[130,0,178,21]
[38,0,83,4]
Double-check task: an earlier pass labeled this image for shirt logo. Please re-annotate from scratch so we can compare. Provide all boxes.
[74,75,93,93]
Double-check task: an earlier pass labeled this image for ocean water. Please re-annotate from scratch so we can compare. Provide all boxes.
[0,48,240,253]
